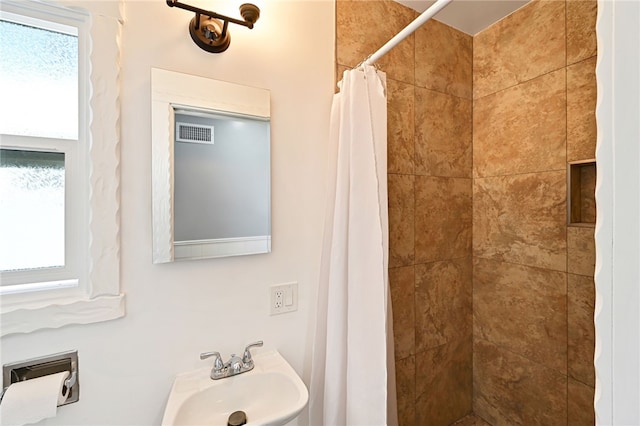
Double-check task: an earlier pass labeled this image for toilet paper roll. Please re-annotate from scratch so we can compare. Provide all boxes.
[0,371,70,426]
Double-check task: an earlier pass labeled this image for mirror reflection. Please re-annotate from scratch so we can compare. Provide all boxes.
[173,109,271,260]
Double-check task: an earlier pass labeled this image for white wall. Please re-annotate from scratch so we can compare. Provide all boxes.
[0,1,335,424]
[594,0,640,424]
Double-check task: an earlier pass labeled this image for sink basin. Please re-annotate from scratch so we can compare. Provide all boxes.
[162,350,308,426]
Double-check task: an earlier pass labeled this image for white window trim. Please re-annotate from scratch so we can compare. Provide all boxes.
[0,0,124,336]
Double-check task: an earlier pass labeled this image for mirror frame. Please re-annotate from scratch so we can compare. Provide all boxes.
[151,68,271,263]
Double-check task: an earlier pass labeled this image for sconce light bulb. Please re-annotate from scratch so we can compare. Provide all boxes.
[203,23,218,41]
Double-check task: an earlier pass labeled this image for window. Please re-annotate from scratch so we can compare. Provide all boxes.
[0,14,79,139]
[0,11,84,298]
[0,0,123,335]
[1,149,67,273]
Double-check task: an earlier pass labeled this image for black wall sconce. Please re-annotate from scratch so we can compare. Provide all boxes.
[166,0,260,53]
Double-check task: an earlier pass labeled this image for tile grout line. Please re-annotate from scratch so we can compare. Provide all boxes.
[474,64,567,102]
[474,336,569,380]
[474,167,567,181]
[564,2,571,424]
[470,29,476,417]
[565,2,570,423]
[473,255,568,275]
[411,20,418,420]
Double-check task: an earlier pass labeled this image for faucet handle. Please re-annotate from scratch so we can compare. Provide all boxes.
[200,351,224,370]
[242,341,263,365]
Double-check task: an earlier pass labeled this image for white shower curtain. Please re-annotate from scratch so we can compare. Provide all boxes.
[309,65,397,426]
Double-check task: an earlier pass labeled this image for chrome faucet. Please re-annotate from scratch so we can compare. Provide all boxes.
[200,341,263,380]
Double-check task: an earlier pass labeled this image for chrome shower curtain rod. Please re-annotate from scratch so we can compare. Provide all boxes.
[361,0,453,67]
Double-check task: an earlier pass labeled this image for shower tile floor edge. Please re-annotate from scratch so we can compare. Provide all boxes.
[450,413,493,426]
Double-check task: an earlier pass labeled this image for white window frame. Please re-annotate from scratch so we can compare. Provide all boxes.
[1,10,85,299]
[0,0,124,336]
[0,137,84,294]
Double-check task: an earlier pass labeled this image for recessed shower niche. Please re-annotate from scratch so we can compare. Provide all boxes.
[151,68,271,263]
[568,160,596,226]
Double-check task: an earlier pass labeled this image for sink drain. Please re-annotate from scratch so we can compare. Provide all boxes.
[227,410,247,426]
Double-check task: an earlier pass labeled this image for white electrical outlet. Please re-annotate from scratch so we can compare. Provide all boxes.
[274,290,284,308]
[270,282,298,315]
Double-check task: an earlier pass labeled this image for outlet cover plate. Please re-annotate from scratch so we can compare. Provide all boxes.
[270,282,298,315]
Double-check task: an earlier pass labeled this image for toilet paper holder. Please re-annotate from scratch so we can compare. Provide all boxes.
[2,350,79,407]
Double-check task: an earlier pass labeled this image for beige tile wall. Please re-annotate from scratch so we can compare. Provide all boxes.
[473,0,566,99]
[474,339,568,425]
[336,0,596,424]
[472,0,597,425]
[473,70,567,178]
[567,56,597,162]
[337,1,474,425]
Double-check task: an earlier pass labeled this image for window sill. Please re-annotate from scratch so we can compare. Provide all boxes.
[1,294,125,336]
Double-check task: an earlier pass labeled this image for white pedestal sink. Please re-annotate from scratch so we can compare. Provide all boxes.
[162,350,308,426]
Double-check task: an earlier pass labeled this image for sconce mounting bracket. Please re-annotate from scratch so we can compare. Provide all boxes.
[189,16,230,53]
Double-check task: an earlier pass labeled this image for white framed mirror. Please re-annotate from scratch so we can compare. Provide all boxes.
[151,68,271,263]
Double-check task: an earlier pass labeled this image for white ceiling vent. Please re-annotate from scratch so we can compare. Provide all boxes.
[176,122,214,144]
